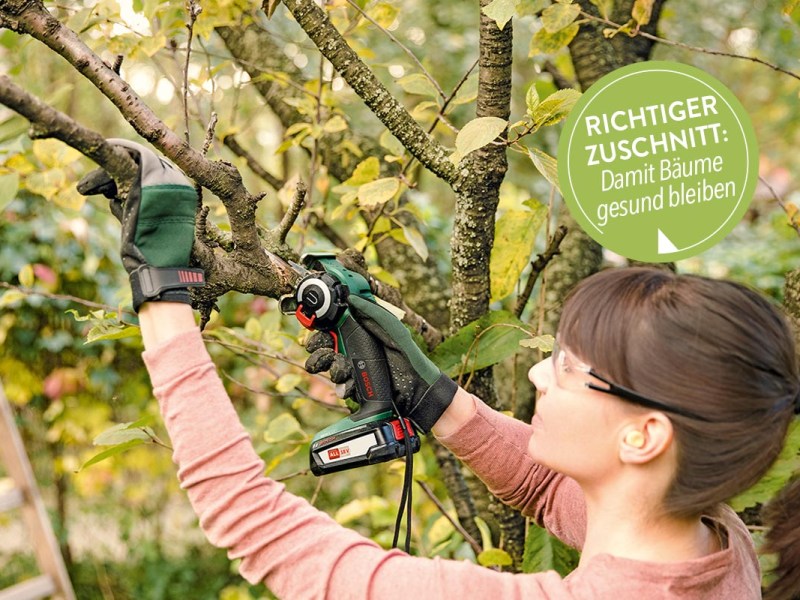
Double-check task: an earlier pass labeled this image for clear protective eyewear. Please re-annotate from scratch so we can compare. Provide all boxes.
[551,339,711,421]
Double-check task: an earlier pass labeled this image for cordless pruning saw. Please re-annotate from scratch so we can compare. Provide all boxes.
[275,252,421,476]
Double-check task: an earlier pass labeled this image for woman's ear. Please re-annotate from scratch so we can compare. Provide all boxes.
[619,413,674,465]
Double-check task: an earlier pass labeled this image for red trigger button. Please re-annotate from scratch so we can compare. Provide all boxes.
[296,305,317,329]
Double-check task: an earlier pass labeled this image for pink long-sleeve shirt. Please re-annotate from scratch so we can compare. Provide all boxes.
[142,330,761,599]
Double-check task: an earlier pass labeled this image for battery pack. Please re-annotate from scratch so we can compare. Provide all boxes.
[310,418,420,476]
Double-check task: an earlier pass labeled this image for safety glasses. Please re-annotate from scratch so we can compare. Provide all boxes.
[551,339,711,421]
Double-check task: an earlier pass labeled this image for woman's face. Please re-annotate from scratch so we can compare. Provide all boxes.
[527,346,631,485]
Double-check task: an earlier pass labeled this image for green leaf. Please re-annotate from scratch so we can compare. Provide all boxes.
[527,147,560,192]
[522,522,580,576]
[86,322,140,344]
[518,0,552,16]
[264,413,307,443]
[730,418,800,511]
[0,172,19,211]
[589,0,614,19]
[473,516,494,550]
[490,206,547,302]
[529,23,579,55]
[519,334,555,352]
[532,88,581,127]
[77,439,145,471]
[541,2,581,32]
[94,423,152,446]
[357,177,400,207]
[397,73,440,99]
[379,130,405,156]
[452,74,478,106]
[478,547,514,567]
[401,224,429,262]
[430,311,531,378]
[482,0,520,30]
[451,117,507,163]
[631,0,654,25]
[525,83,540,119]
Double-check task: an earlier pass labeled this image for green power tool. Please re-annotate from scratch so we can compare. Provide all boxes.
[277,253,421,476]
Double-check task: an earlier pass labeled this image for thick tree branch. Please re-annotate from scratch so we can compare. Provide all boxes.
[217,21,452,325]
[0,75,137,184]
[280,0,458,183]
[0,1,269,257]
[0,0,311,309]
[0,74,290,308]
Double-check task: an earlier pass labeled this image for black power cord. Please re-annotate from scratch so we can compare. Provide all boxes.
[391,403,414,553]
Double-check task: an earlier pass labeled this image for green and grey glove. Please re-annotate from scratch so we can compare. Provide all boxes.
[305,295,457,433]
[77,139,203,311]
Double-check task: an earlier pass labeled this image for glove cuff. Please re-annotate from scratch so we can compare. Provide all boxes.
[409,373,458,434]
[130,265,205,312]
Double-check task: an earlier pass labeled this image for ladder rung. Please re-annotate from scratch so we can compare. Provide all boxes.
[0,575,56,600]
[0,487,23,512]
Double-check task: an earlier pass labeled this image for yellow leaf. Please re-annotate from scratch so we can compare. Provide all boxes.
[490,206,547,301]
[357,177,400,207]
[541,2,580,33]
[18,264,34,287]
[631,0,654,25]
[529,23,579,56]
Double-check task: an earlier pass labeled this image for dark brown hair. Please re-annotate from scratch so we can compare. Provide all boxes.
[558,268,800,597]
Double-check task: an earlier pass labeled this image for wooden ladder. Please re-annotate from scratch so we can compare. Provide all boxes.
[0,383,75,600]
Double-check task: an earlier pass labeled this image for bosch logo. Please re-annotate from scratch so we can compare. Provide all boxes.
[360,371,374,398]
[357,360,366,369]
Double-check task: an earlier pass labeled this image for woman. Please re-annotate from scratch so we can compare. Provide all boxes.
[86,141,800,598]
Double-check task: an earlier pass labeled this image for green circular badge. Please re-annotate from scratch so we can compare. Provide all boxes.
[558,61,758,262]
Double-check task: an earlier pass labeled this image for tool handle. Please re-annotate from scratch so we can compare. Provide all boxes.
[337,311,395,421]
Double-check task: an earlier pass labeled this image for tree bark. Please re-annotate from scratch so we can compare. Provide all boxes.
[570,0,668,89]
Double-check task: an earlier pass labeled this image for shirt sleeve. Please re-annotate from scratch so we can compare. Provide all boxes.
[435,394,587,550]
[142,329,579,600]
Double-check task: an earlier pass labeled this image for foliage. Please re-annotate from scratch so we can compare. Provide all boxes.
[2,0,800,595]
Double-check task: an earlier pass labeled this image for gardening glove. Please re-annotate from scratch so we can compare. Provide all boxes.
[77,139,204,311]
[305,295,457,433]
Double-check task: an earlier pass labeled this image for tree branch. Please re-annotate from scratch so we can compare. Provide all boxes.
[281,0,458,183]
[579,10,800,82]
[514,225,568,318]
[0,75,137,184]
[0,1,267,255]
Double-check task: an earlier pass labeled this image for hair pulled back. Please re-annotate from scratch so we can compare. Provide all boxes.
[559,268,800,597]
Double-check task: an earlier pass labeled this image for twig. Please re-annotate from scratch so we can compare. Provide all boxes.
[281,0,457,183]
[0,282,134,316]
[759,175,800,237]
[278,181,307,244]
[343,0,445,100]
[112,54,124,74]
[275,469,312,482]
[183,0,203,144]
[220,368,347,413]
[401,58,479,178]
[202,112,218,156]
[222,135,286,190]
[514,224,568,318]
[580,11,800,82]
[417,480,482,556]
